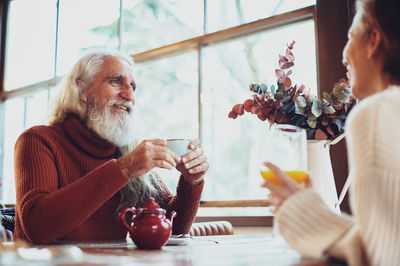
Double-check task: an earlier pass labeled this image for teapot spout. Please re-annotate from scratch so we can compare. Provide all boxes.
[168,211,177,223]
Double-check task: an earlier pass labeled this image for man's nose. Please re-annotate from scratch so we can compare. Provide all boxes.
[119,83,135,103]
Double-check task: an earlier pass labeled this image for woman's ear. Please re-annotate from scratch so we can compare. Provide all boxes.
[367,27,382,59]
[76,79,87,102]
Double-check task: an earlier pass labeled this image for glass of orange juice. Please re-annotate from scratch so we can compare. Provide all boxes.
[260,124,308,236]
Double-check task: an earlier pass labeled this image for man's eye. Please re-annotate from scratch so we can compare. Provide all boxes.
[110,79,121,85]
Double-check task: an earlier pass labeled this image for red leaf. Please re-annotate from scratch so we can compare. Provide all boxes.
[228,111,238,119]
[254,95,264,104]
[283,116,290,124]
[275,69,284,79]
[315,129,328,140]
[327,125,335,137]
[287,41,295,50]
[232,104,244,115]
[284,77,292,89]
[243,99,254,112]
[251,105,260,114]
[293,91,301,100]
[257,112,267,121]
[273,101,282,108]
[276,111,285,123]
[280,61,294,69]
[267,112,276,124]
[267,99,275,106]
[289,88,296,97]
[286,53,295,62]
[263,107,273,116]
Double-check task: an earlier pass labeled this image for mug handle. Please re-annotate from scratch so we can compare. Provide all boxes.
[119,208,136,234]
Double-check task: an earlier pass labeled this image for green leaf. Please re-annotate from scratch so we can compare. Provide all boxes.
[278,82,285,91]
[307,119,317,128]
[311,98,322,117]
[336,91,350,102]
[322,91,333,106]
[333,83,343,97]
[307,113,318,121]
[270,84,276,95]
[331,96,341,107]
[322,99,336,114]
[295,95,307,107]
[295,105,306,115]
[323,105,336,114]
[260,84,268,94]
[249,83,257,92]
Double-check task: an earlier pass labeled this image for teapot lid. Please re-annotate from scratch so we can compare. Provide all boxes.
[140,197,166,214]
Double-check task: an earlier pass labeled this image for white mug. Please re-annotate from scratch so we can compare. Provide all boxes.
[166,139,191,156]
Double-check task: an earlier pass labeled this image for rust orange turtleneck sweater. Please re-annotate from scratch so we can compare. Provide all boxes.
[14,114,203,244]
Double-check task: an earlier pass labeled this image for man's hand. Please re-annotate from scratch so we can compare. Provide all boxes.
[117,139,180,179]
[175,138,209,185]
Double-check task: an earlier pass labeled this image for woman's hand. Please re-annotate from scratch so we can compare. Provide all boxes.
[176,138,209,185]
[261,162,311,213]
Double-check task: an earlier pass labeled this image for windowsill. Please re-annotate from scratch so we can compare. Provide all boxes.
[194,215,273,227]
[233,226,273,235]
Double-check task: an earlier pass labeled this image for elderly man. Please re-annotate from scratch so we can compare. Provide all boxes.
[13,51,208,244]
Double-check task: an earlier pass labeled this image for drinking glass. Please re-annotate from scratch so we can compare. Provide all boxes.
[260,124,308,237]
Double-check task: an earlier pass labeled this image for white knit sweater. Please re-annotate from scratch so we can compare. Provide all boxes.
[276,86,400,266]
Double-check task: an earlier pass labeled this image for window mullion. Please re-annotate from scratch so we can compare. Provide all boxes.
[54,0,60,77]
[197,43,203,146]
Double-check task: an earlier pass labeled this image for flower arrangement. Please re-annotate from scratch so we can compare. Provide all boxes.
[228,41,356,140]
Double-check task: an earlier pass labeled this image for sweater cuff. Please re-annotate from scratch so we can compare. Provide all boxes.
[171,175,204,234]
[276,189,353,258]
[176,175,204,201]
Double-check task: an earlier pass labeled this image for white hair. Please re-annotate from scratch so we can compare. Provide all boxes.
[116,141,163,214]
[49,50,135,125]
[49,50,164,211]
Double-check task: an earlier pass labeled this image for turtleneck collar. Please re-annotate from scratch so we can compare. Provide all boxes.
[62,114,118,159]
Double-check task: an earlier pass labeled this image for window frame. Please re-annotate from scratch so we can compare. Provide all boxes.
[0,1,354,223]
[0,0,10,199]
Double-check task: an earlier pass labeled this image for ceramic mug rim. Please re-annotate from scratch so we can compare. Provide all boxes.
[166,138,191,142]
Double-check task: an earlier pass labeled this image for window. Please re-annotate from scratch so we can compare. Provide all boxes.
[121,0,203,53]
[57,0,120,76]
[0,0,317,214]
[134,52,199,190]
[5,0,57,90]
[206,0,315,33]
[201,20,316,203]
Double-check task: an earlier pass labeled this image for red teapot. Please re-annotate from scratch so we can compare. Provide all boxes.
[119,197,176,249]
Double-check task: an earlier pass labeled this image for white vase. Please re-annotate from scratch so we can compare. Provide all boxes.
[307,139,341,214]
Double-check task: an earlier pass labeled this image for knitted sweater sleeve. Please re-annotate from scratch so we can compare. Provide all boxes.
[153,172,204,235]
[276,88,400,266]
[14,130,129,244]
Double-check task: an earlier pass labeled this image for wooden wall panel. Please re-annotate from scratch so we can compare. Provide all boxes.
[315,0,355,214]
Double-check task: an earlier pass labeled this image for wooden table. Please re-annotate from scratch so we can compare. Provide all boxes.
[0,234,342,265]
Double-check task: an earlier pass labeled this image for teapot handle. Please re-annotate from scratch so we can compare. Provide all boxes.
[168,211,177,223]
[119,208,137,234]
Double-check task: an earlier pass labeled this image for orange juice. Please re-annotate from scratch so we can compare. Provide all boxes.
[260,170,308,186]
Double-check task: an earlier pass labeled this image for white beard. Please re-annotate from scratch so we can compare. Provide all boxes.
[85,97,162,211]
[86,99,136,147]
